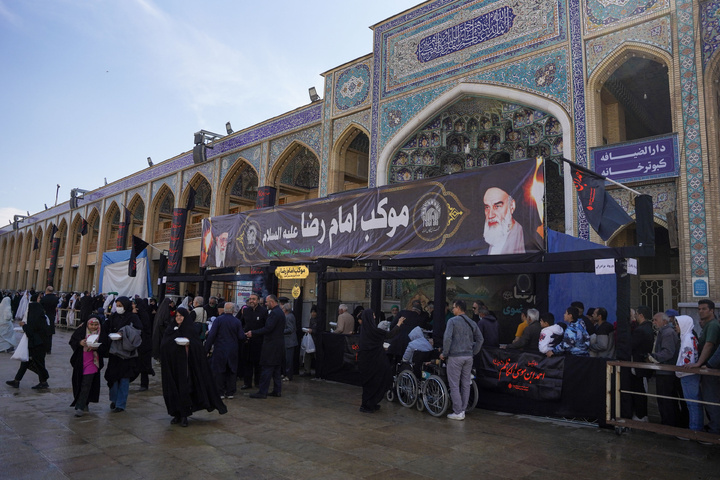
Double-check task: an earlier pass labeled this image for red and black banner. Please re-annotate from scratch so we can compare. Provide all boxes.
[166,207,188,295]
[116,207,131,251]
[202,158,546,267]
[128,235,149,277]
[476,348,564,401]
[570,163,632,241]
[80,218,88,236]
[47,236,60,287]
[256,186,276,209]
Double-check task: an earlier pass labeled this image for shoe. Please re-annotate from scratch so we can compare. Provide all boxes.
[226,395,234,399]
[359,406,374,413]
[631,415,649,422]
[373,405,381,411]
[74,409,85,418]
[249,393,267,399]
[220,395,226,399]
[268,392,281,397]
[170,416,180,425]
[447,412,465,421]
[5,380,19,388]
[675,436,689,441]
[110,402,116,410]
[112,408,125,413]
[138,386,148,392]
[180,417,188,427]
[31,382,49,390]
[697,440,713,446]
[240,385,252,390]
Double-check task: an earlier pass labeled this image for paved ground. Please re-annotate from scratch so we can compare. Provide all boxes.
[1,328,718,480]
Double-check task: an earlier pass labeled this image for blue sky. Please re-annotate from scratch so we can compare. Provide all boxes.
[0,0,421,226]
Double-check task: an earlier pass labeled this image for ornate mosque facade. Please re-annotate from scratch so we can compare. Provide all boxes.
[2,0,720,311]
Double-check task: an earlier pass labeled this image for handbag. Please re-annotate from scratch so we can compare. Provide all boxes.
[11,333,29,362]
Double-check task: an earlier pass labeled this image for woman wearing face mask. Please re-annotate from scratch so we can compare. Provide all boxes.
[160,307,227,427]
[99,296,142,413]
[69,316,104,417]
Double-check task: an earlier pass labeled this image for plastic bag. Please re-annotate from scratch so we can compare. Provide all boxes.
[11,334,29,362]
[300,332,315,354]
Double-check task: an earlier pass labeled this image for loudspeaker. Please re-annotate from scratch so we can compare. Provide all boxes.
[194,132,204,145]
[515,273,534,295]
[193,144,207,164]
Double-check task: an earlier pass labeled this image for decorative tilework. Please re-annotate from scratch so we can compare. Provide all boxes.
[334,63,372,113]
[609,182,676,222]
[221,145,263,181]
[260,142,269,187]
[583,0,669,33]
[381,0,566,99]
[127,185,149,205]
[677,0,709,278]
[152,176,178,202]
[585,16,672,76]
[321,75,334,196]
[103,195,123,215]
[570,0,590,239]
[378,83,455,154]
[182,162,215,189]
[469,46,571,111]
[701,1,720,70]
[333,110,372,144]
[268,126,322,173]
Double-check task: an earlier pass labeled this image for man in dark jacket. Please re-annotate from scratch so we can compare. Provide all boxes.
[505,308,541,353]
[237,293,267,390]
[205,302,245,399]
[629,305,655,421]
[39,286,58,353]
[648,311,681,426]
[475,303,499,348]
[248,295,285,399]
[6,292,50,389]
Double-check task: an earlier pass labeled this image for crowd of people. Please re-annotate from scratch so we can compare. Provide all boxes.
[2,287,720,435]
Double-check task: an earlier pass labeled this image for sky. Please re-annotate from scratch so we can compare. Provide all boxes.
[0,0,422,227]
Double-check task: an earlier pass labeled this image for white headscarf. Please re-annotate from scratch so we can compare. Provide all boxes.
[675,315,697,378]
[0,297,13,323]
[14,291,29,321]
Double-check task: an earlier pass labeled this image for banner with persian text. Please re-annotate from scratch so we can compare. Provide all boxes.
[476,348,564,401]
[201,158,545,267]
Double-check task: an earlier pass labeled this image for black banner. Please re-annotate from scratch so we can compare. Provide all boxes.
[202,159,545,267]
[256,186,277,209]
[476,348,564,401]
[80,218,88,236]
[47,236,60,287]
[167,208,188,295]
[116,207,131,251]
[570,164,632,241]
[343,335,360,372]
[128,235,149,277]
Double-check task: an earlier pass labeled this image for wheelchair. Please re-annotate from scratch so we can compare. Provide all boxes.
[419,358,479,417]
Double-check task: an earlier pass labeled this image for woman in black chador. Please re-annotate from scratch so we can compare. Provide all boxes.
[357,308,404,413]
[160,307,227,427]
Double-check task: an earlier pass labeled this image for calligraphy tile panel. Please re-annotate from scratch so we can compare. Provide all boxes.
[583,0,670,34]
[702,1,720,70]
[585,16,672,76]
[379,0,566,99]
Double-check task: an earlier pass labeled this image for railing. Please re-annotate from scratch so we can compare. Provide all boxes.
[606,360,720,444]
[88,242,97,253]
[55,308,80,329]
[72,244,80,255]
[154,228,171,243]
[186,223,202,238]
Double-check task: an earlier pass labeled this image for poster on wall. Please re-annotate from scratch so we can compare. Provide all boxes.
[236,280,254,307]
[201,158,545,267]
[476,348,564,401]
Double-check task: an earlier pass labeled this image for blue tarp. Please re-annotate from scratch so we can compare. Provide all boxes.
[547,230,618,324]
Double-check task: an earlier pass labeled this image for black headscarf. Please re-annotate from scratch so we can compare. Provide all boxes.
[116,296,133,313]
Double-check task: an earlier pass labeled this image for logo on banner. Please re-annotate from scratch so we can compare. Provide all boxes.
[413,192,465,242]
[238,220,261,255]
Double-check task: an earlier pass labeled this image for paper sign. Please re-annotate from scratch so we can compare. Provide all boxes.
[595,259,615,275]
[627,258,637,275]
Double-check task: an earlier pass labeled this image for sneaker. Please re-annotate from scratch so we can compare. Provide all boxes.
[31,382,49,390]
[138,386,149,392]
[226,395,234,399]
[282,376,289,382]
[74,409,85,418]
[447,412,465,421]
[5,380,19,388]
[220,395,226,399]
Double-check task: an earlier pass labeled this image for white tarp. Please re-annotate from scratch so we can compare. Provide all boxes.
[99,249,151,297]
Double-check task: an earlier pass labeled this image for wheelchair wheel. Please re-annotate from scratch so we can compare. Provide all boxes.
[422,374,449,417]
[466,379,479,413]
[386,387,396,402]
[396,370,418,408]
[416,395,425,412]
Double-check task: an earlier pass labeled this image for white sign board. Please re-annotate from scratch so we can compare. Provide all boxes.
[595,259,615,275]
[627,258,638,275]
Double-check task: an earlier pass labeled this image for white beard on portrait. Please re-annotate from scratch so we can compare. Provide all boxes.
[483,214,514,248]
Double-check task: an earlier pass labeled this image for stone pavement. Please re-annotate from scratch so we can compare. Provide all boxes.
[0,329,718,480]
